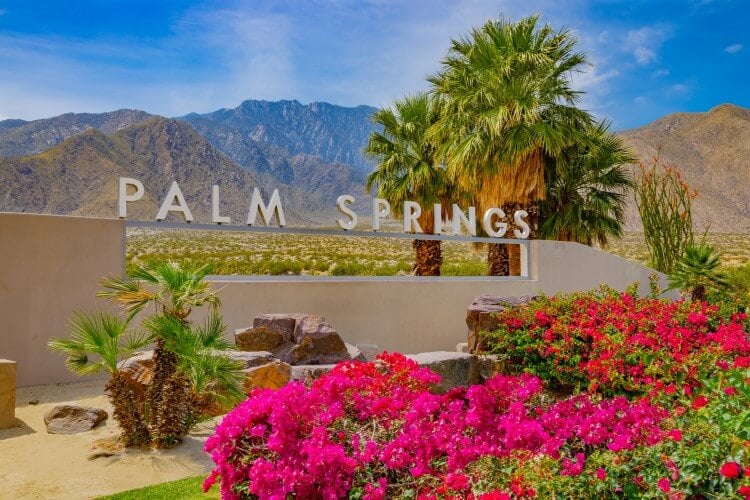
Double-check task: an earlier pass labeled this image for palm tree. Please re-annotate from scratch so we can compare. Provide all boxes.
[51,260,244,448]
[48,312,153,446]
[429,15,593,275]
[365,93,459,276]
[539,121,635,246]
[669,241,729,301]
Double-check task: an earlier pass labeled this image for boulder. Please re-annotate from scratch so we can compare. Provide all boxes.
[346,343,367,362]
[355,344,381,361]
[290,364,337,383]
[236,313,353,366]
[476,354,509,381]
[466,295,537,352]
[290,315,348,364]
[224,351,276,369]
[407,352,480,394]
[243,361,291,392]
[117,350,154,386]
[44,405,107,434]
[234,325,286,352]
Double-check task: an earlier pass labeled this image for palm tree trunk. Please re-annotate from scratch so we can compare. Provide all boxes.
[413,239,443,276]
[106,371,151,447]
[487,243,510,276]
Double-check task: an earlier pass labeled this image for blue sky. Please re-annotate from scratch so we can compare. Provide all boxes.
[0,0,746,129]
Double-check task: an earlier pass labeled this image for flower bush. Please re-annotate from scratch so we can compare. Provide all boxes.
[478,286,750,396]
[205,353,670,498]
[204,286,750,499]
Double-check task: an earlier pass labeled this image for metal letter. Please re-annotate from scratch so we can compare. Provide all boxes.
[482,208,508,238]
[336,195,358,230]
[433,203,443,235]
[451,204,477,236]
[247,188,286,227]
[212,185,231,224]
[403,201,423,233]
[513,210,531,239]
[372,198,391,231]
[155,181,194,222]
[118,177,144,219]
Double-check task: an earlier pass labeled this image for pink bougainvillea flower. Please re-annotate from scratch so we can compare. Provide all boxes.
[595,468,607,480]
[658,478,671,492]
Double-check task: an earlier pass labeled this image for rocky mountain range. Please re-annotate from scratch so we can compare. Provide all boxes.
[0,100,747,233]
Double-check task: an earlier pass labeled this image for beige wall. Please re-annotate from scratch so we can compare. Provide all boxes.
[0,213,124,386]
[204,240,668,354]
[1,214,667,386]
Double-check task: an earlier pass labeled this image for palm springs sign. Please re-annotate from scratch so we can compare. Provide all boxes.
[117,177,531,239]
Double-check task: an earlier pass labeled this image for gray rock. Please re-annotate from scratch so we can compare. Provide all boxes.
[407,352,480,393]
[346,343,367,362]
[223,351,276,369]
[290,364,337,383]
[355,343,381,361]
[476,354,509,381]
[44,405,107,434]
[466,295,537,352]
[253,314,305,342]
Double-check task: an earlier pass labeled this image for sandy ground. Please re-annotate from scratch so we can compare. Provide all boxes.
[0,379,216,499]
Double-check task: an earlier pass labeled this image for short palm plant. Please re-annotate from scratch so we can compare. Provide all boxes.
[48,312,152,446]
[50,261,244,448]
[668,241,729,302]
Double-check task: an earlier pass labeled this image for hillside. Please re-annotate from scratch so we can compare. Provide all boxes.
[618,103,750,232]
[0,117,284,223]
[0,109,152,157]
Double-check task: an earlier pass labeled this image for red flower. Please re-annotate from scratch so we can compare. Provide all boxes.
[737,485,750,497]
[691,395,709,410]
[595,468,607,480]
[667,429,682,441]
[719,461,742,479]
[724,386,737,396]
[658,478,671,492]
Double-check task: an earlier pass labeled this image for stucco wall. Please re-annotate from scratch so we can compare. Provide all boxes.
[1,213,667,386]
[203,241,667,354]
[0,213,124,386]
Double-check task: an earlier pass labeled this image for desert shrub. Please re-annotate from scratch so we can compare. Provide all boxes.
[478,287,750,396]
[634,156,696,274]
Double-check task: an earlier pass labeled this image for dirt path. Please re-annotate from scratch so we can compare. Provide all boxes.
[0,380,216,499]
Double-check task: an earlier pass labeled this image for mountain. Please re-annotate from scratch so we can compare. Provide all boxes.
[0,117,290,223]
[618,103,750,233]
[0,109,152,157]
[180,99,378,176]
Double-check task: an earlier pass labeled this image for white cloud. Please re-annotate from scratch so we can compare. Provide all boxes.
[725,43,743,53]
[652,68,670,78]
[624,26,671,65]
[668,83,691,96]
[634,96,646,104]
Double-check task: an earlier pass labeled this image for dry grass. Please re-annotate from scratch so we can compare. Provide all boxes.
[126,229,749,276]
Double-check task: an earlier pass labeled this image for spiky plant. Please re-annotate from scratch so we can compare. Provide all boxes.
[48,312,152,446]
[669,242,729,302]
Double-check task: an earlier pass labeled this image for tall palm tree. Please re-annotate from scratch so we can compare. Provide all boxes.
[429,15,593,275]
[365,93,459,276]
[539,121,635,246]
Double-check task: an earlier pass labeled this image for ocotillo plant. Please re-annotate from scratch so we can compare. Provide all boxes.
[634,154,696,274]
